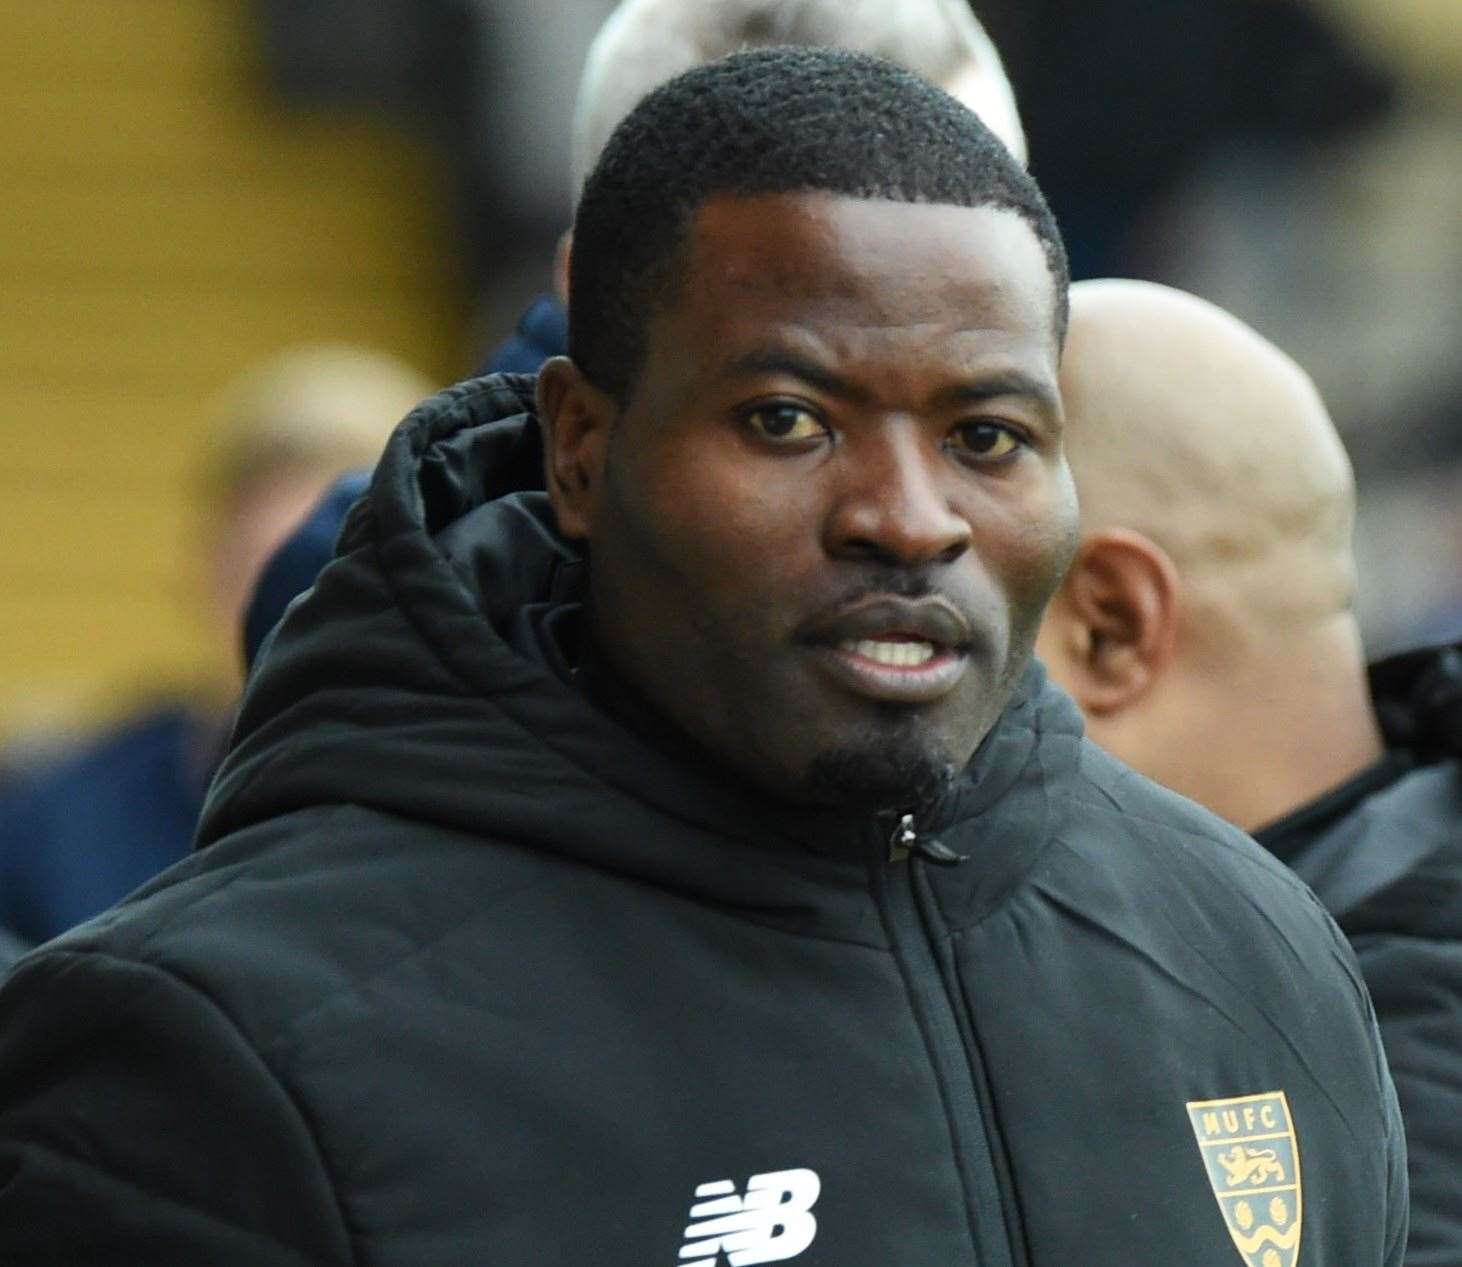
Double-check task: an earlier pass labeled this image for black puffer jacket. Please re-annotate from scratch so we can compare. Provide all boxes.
[0,376,1406,1265]
[1258,642,1462,1267]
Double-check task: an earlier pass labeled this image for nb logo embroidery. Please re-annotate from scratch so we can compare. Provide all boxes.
[677,1168,820,1266]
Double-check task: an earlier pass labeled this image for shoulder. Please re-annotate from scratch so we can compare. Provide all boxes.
[1032,738,1368,1005]
[1056,736,1322,903]
[27,803,555,1050]
[1011,677,1315,922]
[0,803,558,1262]
[0,936,357,1261]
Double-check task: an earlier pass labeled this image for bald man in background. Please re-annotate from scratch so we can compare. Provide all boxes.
[1037,279,1462,1265]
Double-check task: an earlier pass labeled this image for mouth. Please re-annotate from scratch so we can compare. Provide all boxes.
[798,597,974,705]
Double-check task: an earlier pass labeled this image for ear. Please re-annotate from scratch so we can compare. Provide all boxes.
[1040,528,1181,717]
[537,355,616,542]
[552,230,573,307]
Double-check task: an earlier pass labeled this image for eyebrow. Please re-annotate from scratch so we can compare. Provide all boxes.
[723,348,873,404]
[725,348,1060,421]
[935,370,1061,420]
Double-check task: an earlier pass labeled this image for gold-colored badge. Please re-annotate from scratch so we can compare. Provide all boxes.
[1187,1091,1302,1267]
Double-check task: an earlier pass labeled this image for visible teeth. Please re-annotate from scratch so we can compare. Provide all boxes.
[844,639,937,667]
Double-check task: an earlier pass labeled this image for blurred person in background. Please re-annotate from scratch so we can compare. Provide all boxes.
[240,0,1031,664]
[1036,278,1461,1265]
[0,346,433,948]
[242,469,374,672]
[485,0,1026,375]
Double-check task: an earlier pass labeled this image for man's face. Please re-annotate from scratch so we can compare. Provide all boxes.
[557,192,1076,808]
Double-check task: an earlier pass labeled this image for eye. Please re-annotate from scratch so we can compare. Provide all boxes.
[950,421,1024,462]
[743,403,826,442]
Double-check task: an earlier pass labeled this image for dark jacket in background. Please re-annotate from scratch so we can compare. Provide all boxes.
[1258,642,1462,1267]
[0,376,1406,1263]
[477,292,566,376]
[0,704,220,944]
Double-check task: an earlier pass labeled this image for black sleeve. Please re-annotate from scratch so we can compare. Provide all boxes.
[1355,935,1462,1267]
[0,948,355,1265]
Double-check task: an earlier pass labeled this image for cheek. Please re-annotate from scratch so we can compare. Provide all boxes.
[630,440,811,596]
[982,465,1080,618]
[594,449,798,659]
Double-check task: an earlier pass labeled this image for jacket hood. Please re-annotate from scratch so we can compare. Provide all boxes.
[200,374,1084,926]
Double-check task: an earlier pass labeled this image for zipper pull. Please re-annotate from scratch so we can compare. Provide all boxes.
[887,813,968,866]
[916,837,966,866]
[887,813,917,864]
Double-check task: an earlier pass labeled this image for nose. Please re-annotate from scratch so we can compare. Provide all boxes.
[824,424,971,568]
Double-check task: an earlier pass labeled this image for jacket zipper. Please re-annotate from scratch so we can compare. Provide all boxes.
[887,812,967,866]
[872,814,1022,1267]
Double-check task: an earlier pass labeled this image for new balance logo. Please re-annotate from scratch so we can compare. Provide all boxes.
[677,1168,821,1266]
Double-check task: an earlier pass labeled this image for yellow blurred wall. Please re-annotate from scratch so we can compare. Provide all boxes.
[0,0,463,736]
[1312,0,1462,88]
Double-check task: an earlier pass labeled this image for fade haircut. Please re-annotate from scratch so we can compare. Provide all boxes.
[569,46,1068,404]
[571,0,1026,187]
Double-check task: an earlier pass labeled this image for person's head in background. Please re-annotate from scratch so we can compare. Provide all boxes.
[1035,280,1384,831]
[543,0,1026,304]
[197,346,434,679]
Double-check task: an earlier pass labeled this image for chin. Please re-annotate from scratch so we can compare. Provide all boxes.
[800,735,958,812]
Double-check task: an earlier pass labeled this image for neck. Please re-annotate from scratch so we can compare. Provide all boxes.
[1118,615,1386,833]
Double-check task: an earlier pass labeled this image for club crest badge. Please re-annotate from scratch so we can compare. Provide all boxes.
[1187,1091,1302,1267]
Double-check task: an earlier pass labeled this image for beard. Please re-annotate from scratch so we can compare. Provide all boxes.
[800,725,958,812]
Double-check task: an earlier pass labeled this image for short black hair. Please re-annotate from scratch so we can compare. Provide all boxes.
[569,45,1068,402]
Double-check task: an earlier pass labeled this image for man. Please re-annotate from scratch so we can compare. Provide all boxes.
[484,0,1025,375]
[0,51,1405,1264]
[1037,278,1458,1264]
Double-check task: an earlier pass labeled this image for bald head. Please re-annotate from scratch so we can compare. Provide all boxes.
[1040,281,1383,832]
[1060,281,1359,632]
[1061,280,1357,631]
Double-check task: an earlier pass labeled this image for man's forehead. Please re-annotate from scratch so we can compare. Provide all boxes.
[633,194,1063,418]
[673,191,1057,332]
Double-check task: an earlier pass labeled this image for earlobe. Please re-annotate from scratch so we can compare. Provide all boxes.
[537,356,615,542]
[1053,529,1181,717]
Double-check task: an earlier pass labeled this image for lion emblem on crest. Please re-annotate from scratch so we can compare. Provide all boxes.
[1218,1146,1285,1188]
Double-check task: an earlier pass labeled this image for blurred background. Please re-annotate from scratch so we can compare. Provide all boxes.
[0,0,1457,750]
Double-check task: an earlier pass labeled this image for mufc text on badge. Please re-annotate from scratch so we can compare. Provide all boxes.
[1186,1091,1303,1267]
